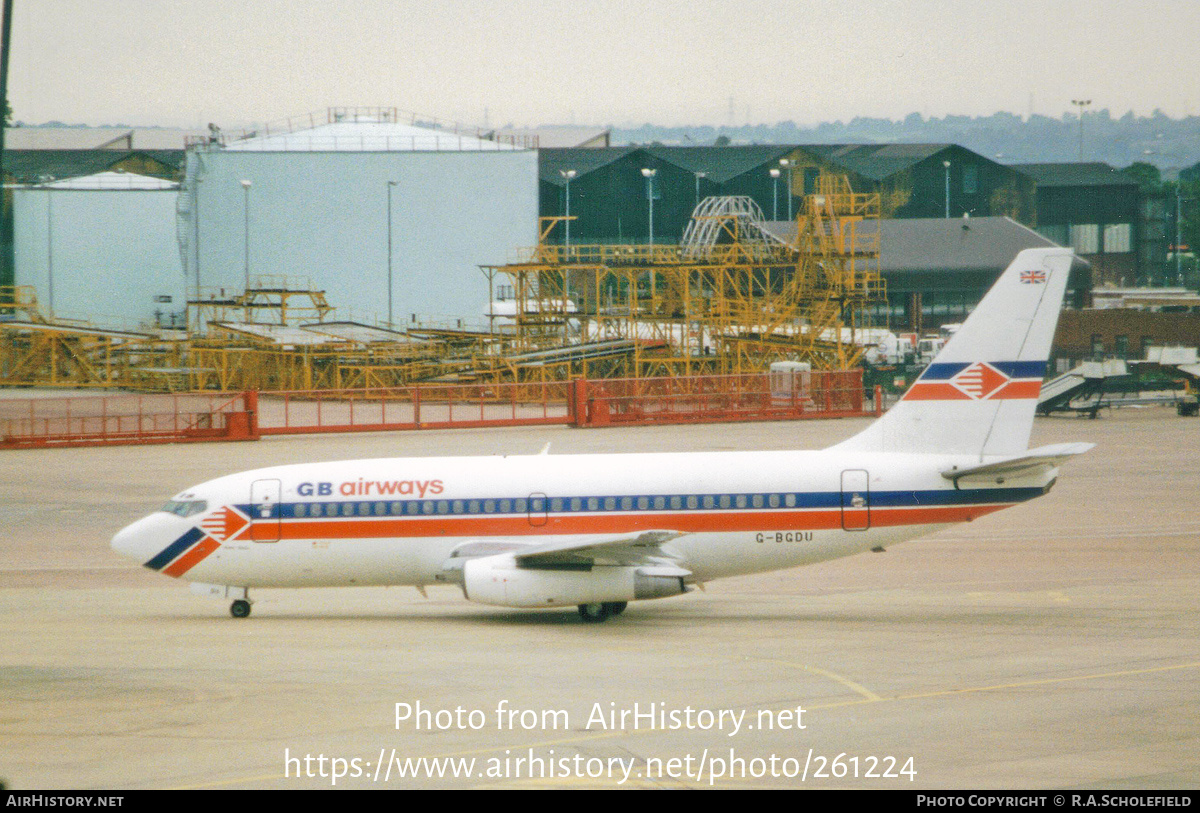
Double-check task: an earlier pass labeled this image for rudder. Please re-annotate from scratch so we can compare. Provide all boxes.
[835,248,1074,457]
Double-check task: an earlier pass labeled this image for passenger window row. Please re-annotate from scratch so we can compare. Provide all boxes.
[286,493,797,518]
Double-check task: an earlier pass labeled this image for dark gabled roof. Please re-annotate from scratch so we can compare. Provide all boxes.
[867,216,1088,275]
[642,145,797,184]
[1009,162,1137,188]
[761,216,1089,276]
[802,143,954,181]
[0,149,183,183]
[539,147,640,186]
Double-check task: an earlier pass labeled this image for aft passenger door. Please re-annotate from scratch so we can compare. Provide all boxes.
[249,478,282,542]
[840,470,870,531]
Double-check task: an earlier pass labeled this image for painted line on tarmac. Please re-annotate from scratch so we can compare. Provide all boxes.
[170,659,1200,790]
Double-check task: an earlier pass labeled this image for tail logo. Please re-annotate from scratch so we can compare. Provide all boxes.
[199,505,250,542]
[904,361,1045,402]
[951,362,1009,400]
[1020,270,1047,284]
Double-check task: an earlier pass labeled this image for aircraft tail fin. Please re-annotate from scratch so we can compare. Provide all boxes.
[835,247,1075,458]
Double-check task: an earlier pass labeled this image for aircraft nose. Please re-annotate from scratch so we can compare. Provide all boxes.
[111,514,173,566]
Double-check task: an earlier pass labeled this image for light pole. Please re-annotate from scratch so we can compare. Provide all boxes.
[693,170,707,210]
[641,167,657,246]
[641,167,658,301]
[1176,184,1185,286]
[42,179,55,318]
[769,167,781,220]
[240,179,252,290]
[1071,99,1091,161]
[386,180,399,326]
[943,160,951,218]
[560,169,576,248]
[780,158,795,220]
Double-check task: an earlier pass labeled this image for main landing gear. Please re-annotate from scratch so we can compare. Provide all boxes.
[577,602,627,623]
[230,598,253,618]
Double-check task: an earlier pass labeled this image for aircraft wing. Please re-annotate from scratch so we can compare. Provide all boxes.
[941,442,1095,484]
[443,530,691,576]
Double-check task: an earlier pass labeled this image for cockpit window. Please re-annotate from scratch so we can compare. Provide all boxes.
[160,500,208,518]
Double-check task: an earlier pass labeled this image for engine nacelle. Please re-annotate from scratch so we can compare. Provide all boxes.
[462,555,686,608]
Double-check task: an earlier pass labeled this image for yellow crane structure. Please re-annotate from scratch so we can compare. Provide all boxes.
[479,177,884,382]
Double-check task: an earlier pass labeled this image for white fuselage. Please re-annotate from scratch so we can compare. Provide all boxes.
[112,447,1049,590]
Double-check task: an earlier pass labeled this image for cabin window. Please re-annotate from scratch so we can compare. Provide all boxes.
[422,501,434,515]
[736,495,747,508]
[500,499,512,513]
[686,496,698,509]
[515,499,527,513]
[551,498,563,512]
[436,501,450,514]
[484,499,496,513]
[670,496,682,510]
[653,496,666,510]
[619,497,631,511]
[294,504,307,518]
[357,503,370,516]
[341,503,354,517]
[570,498,582,512]
[785,494,796,507]
[469,500,481,514]
[702,495,714,509]
[752,495,764,508]
[406,502,420,515]
[637,496,649,510]
[719,495,731,508]
[768,494,780,508]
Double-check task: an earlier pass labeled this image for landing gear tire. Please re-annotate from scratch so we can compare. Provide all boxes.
[577,603,610,623]
[230,599,252,619]
[606,601,628,616]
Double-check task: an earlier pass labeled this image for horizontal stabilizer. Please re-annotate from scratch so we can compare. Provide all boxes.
[941,442,1095,483]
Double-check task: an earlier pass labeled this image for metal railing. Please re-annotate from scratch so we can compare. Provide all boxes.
[0,392,258,449]
[0,373,877,449]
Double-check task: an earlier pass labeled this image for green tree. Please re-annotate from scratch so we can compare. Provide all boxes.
[1123,161,1163,193]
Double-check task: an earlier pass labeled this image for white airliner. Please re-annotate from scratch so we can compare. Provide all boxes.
[112,248,1091,622]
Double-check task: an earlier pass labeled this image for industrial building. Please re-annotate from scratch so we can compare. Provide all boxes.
[539,143,1036,247]
[762,215,1091,334]
[178,107,538,328]
[1012,162,1141,286]
[10,169,185,327]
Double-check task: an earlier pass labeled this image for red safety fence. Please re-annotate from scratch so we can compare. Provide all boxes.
[257,381,572,435]
[0,372,878,449]
[573,370,871,427]
[0,392,259,449]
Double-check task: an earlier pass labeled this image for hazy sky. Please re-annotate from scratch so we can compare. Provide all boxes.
[12,0,1200,130]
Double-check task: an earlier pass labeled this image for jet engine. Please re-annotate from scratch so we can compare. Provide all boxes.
[461,554,686,608]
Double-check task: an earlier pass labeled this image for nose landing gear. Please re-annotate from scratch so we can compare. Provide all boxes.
[230,598,253,618]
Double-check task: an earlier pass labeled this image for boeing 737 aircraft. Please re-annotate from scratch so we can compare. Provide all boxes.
[112,247,1091,622]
